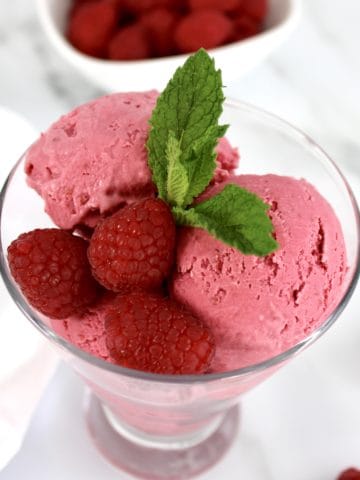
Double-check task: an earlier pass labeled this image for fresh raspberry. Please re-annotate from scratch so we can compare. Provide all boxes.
[105,292,215,374]
[232,14,261,41]
[140,8,179,57]
[88,198,176,292]
[338,468,360,480]
[122,0,180,15]
[174,10,234,54]
[189,0,243,12]
[67,0,119,57]
[239,0,268,22]
[107,24,152,60]
[7,229,99,319]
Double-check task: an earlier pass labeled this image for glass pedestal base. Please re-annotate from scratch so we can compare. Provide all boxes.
[85,392,240,480]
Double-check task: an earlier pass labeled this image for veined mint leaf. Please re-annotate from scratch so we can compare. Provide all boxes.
[173,184,279,256]
[166,131,189,206]
[182,124,228,206]
[146,49,227,207]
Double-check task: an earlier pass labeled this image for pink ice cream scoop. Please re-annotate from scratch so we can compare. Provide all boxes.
[25,91,238,230]
[51,293,114,363]
[170,174,347,372]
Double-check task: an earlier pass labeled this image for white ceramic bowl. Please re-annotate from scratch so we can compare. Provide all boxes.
[36,0,301,92]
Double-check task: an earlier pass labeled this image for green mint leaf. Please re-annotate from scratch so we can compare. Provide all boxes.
[182,124,228,206]
[147,48,227,207]
[166,131,189,206]
[173,184,279,256]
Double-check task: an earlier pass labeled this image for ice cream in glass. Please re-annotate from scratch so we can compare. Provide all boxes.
[0,51,359,479]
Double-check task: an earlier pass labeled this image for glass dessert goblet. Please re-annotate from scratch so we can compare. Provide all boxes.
[1,101,359,480]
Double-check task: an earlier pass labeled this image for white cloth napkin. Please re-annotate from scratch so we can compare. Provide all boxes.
[0,107,58,471]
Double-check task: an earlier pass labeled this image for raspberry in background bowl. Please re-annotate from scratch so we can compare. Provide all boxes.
[67,0,264,59]
[36,0,301,91]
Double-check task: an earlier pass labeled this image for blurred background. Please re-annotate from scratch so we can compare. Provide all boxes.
[1,0,359,175]
[0,1,359,479]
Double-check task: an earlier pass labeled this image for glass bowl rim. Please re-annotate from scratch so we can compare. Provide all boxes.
[0,98,359,384]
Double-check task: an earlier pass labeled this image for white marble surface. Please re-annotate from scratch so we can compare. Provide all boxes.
[0,1,359,479]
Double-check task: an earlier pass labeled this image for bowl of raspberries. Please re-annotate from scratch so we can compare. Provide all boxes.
[36,0,301,91]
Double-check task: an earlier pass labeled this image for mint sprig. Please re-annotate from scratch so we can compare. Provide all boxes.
[147,48,227,208]
[173,184,278,256]
[147,49,279,257]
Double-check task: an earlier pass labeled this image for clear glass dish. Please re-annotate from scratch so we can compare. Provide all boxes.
[1,100,359,480]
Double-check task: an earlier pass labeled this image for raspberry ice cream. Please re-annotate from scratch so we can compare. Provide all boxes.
[171,174,347,372]
[25,92,239,230]
[13,52,347,374]
[52,293,113,362]
[50,173,347,372]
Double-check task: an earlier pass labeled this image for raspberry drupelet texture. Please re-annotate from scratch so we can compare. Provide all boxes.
[7,229,99,319]
[105,292,215,374]
[88,198,176,292]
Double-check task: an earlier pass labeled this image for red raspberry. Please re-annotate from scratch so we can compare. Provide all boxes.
[67,1,119,57]
[105,292,215,374]
[174,10,234,54]
[240,0,268,22]
[338,468,360,480]
[88,198,176,292]
[189,0,243,12]
[107,24,152,60]
[7,229,99,319]
[140,8,179,57]
[122,0,180,15]
[232,14,261,41]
